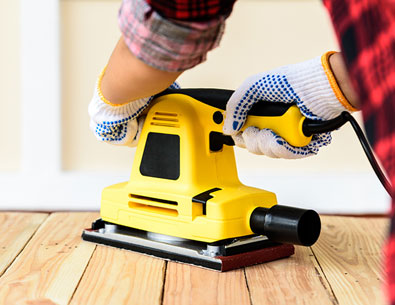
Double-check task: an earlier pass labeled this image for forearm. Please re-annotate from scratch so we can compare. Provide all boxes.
[329,52,360,109]
[100,37,182,105]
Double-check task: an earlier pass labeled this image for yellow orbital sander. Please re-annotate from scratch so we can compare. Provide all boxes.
[82,88,392,271]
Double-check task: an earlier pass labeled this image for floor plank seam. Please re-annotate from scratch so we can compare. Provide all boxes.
[310,247,339,305]
[243,268,253,305]
[160,261,168,305]
[67,244,98,305]
[0,212,51,279]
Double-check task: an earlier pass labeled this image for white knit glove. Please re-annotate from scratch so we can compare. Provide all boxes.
[223,52,357,158]
[88,68,180,147]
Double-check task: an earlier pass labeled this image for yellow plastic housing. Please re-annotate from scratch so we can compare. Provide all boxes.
[100,93,309,243]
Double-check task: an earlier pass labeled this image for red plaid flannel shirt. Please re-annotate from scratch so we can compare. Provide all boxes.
[147,0,236,21]
[323,1,395,303]
[132,0,395,302]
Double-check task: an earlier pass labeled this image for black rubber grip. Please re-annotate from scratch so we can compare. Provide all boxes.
[302,115,348,136]
[155,88,293,117]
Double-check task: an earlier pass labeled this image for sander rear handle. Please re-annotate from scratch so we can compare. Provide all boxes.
[155,88,391,196]
[156,88,348,136]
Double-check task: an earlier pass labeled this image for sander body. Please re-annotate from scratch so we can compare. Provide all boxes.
[82,89,322,271]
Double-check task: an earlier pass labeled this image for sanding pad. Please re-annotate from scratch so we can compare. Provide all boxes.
[82,219,294,271]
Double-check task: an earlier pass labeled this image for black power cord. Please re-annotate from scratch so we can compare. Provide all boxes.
[303,112,392,198]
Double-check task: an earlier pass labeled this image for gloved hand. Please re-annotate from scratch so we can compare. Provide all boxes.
[223,51,357,158]
[89,68,180,147]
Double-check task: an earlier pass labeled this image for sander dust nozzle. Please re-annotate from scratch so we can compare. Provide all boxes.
[250,205,321,246]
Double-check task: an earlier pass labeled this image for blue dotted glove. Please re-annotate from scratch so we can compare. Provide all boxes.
[89,69,180,147]
[223,53,355,158]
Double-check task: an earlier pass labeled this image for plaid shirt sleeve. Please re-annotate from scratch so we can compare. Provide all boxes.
[146,0,236,21]
[323,0,395,304]
[118,0,234,72]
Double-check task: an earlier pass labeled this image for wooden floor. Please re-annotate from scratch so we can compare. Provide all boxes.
[0,213,389,305]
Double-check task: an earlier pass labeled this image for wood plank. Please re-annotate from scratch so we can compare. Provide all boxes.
[245,246,336,305]
[163,262,251,305]
[0,212,48,277]
[69,245,166,305]
[0,212,99,305]
[312,216,389,305]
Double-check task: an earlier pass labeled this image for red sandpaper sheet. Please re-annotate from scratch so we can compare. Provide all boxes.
[218,244,295,271]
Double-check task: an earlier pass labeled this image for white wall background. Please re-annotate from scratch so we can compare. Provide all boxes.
[0,0,391,213]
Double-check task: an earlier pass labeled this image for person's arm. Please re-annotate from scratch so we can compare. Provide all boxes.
[100,37,183,105]
[89,0,230,147]
[88,37,182,147]
[329,52,360,109]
